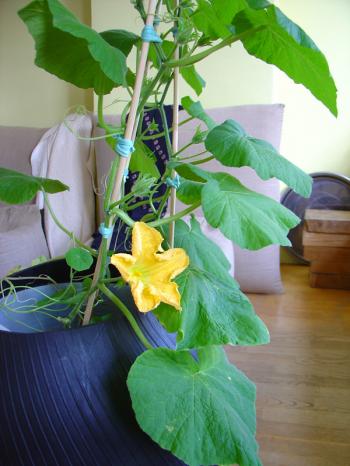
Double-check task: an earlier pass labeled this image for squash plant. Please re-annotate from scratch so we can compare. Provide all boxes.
[0,0,337,464]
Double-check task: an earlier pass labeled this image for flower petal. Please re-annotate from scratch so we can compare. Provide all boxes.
[152,248,189,281]
[132,222,163,259]
[110,253,136,282]
[131,281,160,313]
[149,282,182,310]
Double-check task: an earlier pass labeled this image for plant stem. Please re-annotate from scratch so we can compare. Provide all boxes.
[98,284,153,350]
[149,201,201,227]
[97,95,113,133]
[108,192,135,211]
[159,73,173,105]
[192,155,214,165]
[66,286,98,324]
[124,196,163,211]
[103,156,121,213]
[172,141,193,158]
[43,192,96,256]
[101,277,124,285]
[156,187,171,219]
[113,200,200,229]
[137,65,166,114]
[166,28,263,68]
[159,104,173,157]
[179,150,207,160]
[112,209,135,227]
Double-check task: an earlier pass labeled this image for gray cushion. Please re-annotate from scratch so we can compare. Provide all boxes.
[0,205,50,277]
[0,126,47,175]
[0,126,47,207]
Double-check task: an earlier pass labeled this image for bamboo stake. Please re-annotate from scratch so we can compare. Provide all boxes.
[111,0,158,203]
[131,3,162,142]
[168,0,180,248]
[83,0,159,326]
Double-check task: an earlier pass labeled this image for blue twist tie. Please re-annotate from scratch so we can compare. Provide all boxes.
[99,223,114,239]
[115,136,135,158]
[166,175,181,190]
[123,168,129,181]
[141,25,162,43]
[153,15,161,27]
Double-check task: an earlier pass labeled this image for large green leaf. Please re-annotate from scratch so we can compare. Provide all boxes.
[129,141,160,178]
[205,119,312,197]
[171,216,231,282]
[18,0,127,94]
[211,0,248,23]
[233,5,337,115]
[0,167,68,204]
[99,29,140,57]
[154,215,239,336]
[181,96,216,130]
[175,265,269,349]
[169,160,208,183]
[180,65,206,96]
[172,163,300,249]
[202,172,300,249]
[192,0,246,40]
[176,179,203,205]
[192,0,229,40]
[127,346,262,466]
[152,302,181,334]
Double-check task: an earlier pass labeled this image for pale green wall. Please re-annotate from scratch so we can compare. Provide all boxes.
[0,0,92,128]
[274,0,350,178]
[276,0,350,264]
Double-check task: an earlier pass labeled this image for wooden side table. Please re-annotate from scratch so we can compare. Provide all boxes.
[302,209,350,289]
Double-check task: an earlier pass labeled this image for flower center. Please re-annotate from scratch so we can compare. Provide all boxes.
[129,255,171,284]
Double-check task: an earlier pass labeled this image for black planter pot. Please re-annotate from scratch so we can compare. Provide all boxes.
[0,260,186,466]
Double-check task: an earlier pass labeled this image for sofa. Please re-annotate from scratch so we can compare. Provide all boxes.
[0,104,285,293]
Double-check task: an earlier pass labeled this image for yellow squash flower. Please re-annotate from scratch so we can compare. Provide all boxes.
[111,222,189,313]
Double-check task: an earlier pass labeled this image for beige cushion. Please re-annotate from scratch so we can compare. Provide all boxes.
[0,205,50,277]
[31,114,96,257]
[177,104,285,294]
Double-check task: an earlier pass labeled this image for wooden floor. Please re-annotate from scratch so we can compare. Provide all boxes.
[226,265,350,466]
